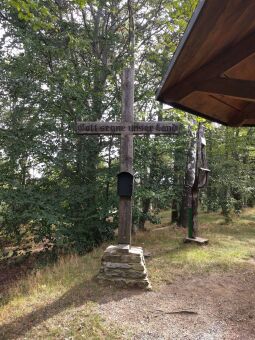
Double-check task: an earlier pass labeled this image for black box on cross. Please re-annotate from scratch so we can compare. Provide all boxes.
[117,172,133,197]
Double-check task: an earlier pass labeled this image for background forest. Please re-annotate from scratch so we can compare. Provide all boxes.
[0,0,255,254]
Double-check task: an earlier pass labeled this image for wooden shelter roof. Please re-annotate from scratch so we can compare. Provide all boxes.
[156,0,255,126]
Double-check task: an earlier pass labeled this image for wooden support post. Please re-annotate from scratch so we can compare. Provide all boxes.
[183,124,209,245]
[118,68,134,245]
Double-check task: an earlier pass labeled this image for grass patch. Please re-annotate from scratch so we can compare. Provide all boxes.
[133,208,255,284]
[19,302,122,340]
[0,246,124,339]
[0,208,255,338]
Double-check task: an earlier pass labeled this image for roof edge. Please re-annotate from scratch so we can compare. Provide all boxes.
[156,0,206,100]
[159,99,229,126]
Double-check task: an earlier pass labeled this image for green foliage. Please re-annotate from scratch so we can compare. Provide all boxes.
[2,0,57,30]
[205,125,255,222]
[1,0,193,249]
[1,0,254,252]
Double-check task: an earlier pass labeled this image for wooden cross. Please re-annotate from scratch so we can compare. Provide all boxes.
[77,68,179,246]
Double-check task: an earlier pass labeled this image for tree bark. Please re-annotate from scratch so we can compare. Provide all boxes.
[171,199,179,223]
[178,128,196,228]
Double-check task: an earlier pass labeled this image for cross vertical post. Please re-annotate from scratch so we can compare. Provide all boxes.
[118,68,134,245]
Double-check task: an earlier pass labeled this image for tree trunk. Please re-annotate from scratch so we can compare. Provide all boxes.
[138,198,151,230]
[178,123,208,238]
[178,128,196,228]
[171,199,179,223]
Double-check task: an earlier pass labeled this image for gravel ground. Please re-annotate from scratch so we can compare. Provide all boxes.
[99,269,255,339]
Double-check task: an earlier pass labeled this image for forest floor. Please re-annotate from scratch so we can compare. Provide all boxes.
[0,209,255,339]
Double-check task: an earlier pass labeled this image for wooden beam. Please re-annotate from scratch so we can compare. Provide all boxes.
[164,32,255,101]
[228,103,255,126]
[118,68,134,245]
[196,78,255,102]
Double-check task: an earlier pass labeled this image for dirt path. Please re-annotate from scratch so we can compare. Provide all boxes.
[99,268,255,339]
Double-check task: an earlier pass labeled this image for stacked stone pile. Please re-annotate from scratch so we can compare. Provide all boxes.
[97,245,151,290]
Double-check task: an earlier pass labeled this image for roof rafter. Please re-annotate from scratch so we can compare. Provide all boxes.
[228,103,255,126]
[162,32,255,102]
[196,78,255,102]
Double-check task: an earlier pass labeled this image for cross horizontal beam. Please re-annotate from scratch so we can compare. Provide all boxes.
[77,122,180,135]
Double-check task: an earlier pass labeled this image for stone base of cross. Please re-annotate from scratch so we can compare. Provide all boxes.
[77,68,179,289]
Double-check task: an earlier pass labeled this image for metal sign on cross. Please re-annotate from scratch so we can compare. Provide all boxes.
[76,68,180,247]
